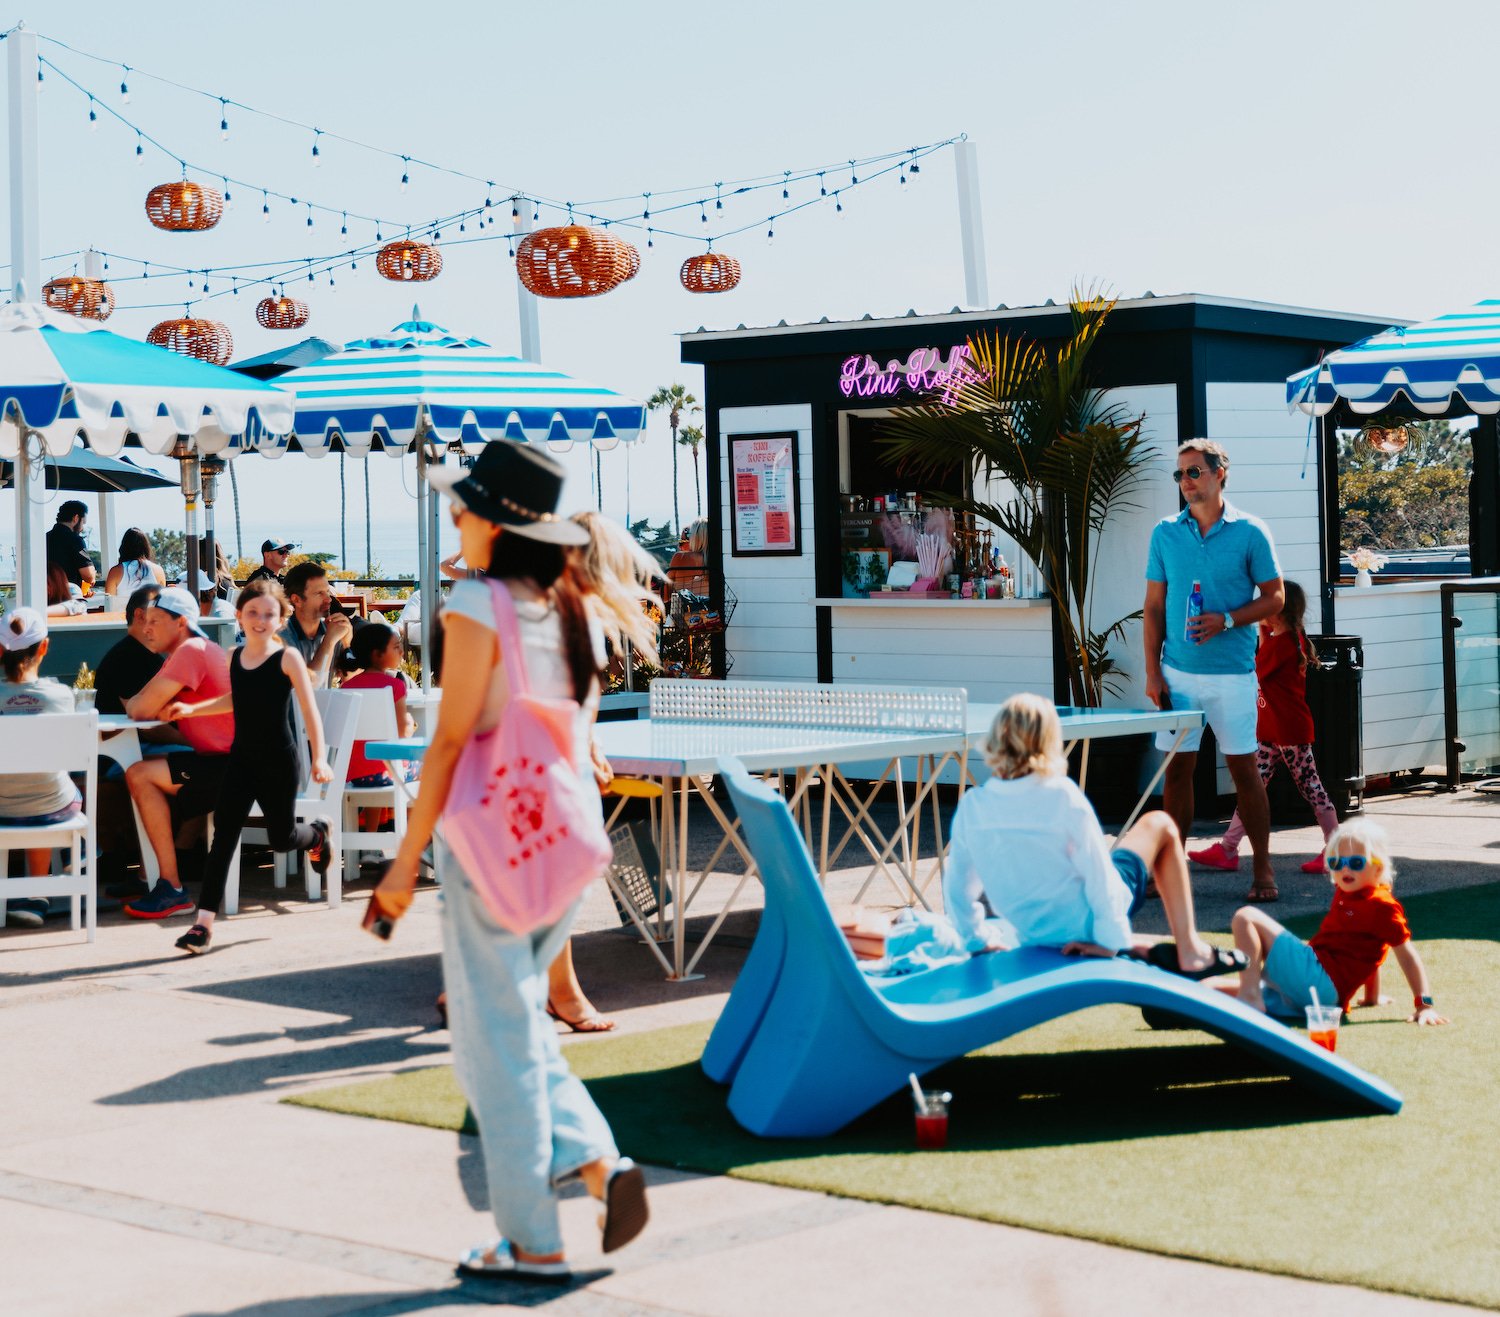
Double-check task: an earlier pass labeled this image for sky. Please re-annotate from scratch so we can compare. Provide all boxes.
[3,0,1498,573]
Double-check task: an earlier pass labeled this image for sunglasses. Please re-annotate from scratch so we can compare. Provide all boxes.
[1171,465,1217,482]
[1326,855,1376,871]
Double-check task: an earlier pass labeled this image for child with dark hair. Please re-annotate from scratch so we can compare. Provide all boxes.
[1189,580,1338,897]
[162,579,333,955]
[341,621,416,789]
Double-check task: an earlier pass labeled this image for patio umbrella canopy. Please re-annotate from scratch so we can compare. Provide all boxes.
[0,302,294,604]
[0,445,176,493]
[0,302,294,457]
[1288,301,1500,415]
[266,308,646,457]
[266,309,646,687]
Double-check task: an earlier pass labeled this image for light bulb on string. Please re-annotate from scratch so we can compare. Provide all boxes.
[850,161,859,184]
[531,206,539,221]
[506,236,514,258]
[909,149,920,175]
[715,183,723,211]
[700,201,707,224]
[647,227,654,249]
[782,170,790,200]
[328,271,336,292]
[262,192,271,223]
[399,157,410,191]
[306,204,314,229]
[219,99,229,140]
[766,221,774,244]
[835,192,843,213]
[818,171,826,195]
[899,166,907,185]
[35,63,42,91]
[643,192,651,220]
[222,180,232,212]
[311,130,322,167]
[87,98,98,131]
[135,133,145,166]
[119,67,130,102]
[340,212,347,236]
[231,278,238,297]
[375,225,383,241]
[306,261,314,284]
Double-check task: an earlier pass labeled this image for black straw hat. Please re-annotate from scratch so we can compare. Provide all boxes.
[428,442,588,546]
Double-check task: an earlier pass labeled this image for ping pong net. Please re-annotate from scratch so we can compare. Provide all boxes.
[647,679,966,735]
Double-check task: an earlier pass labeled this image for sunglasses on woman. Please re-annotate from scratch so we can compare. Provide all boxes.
[1171,465,1216,483]
[1326,855,1373,871]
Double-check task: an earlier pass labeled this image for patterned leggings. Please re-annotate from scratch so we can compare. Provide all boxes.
[1222,742,1338,853]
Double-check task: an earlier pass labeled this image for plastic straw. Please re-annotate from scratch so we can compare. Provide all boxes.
[908,1072,926,1108]
[1309,986,1322,1011]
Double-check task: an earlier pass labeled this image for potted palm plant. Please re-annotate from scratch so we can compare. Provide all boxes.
[879,290,1154,709]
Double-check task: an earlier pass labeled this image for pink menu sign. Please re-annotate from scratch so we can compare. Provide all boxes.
[729,432,800,556]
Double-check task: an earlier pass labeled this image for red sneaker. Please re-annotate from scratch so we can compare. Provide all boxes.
[1187,842,1240,872]
[1300,855,1328,874]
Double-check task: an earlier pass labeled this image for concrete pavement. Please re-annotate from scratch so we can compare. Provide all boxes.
[1,783,1491,1316]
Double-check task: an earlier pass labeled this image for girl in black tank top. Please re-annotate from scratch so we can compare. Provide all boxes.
[161,581,334,954]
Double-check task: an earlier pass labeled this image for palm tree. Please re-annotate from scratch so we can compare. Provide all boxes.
[679,424,705,518]
[228,461,243,561]
[879,290,1153,706]
[647,383,700,537]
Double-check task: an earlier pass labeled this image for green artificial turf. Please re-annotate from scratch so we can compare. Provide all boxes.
[286,883,1500,1308]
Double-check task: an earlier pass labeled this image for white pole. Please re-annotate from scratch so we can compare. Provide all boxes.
[953,140,989,310]
[416,426,434,692]
[512,196,541,362]
[8,24,46,609]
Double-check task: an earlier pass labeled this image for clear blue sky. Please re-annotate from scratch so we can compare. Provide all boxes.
[3,0,1495,570]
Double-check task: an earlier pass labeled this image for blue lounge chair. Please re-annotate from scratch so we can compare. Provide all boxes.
[703,759,1403,1138]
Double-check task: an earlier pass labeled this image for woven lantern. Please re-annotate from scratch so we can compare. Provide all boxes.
[255,294,310,330]
[515,225,640,298]
[680,251,742,294]
[1363,420,1411,455]
[376,239,443,282]
[43,274,116,321]
[145,179,224,232]
[147,317,234,366]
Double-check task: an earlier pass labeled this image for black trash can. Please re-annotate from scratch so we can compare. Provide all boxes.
[1269,634,1365,821]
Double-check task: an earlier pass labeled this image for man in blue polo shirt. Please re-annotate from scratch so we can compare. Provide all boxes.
[1144,439,1285,901]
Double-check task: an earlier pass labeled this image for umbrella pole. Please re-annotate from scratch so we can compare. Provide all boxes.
[417,428,435,692]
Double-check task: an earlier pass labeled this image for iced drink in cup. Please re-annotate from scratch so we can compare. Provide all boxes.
[913,1089,952,1149]
[1305,1003,1342,1052]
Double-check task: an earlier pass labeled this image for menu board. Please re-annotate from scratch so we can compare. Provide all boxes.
[729,432,801,556]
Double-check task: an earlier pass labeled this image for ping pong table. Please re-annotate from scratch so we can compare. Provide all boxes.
[370,682,1203,982]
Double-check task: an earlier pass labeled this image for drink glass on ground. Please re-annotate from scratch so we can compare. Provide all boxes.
[913,1089,952,1149]
[1305,1004,1342,1052]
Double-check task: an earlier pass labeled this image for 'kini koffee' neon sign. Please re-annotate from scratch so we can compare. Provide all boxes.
[837,344,988,404]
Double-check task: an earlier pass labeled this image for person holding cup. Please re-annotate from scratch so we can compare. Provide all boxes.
[1229,818,1448,1027]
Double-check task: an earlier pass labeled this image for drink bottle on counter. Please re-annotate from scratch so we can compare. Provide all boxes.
[1185,579,1204,642]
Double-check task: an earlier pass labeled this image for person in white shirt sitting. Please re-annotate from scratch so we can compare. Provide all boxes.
[944,692,1243,979]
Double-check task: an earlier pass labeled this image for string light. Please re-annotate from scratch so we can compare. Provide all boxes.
[219,98,229,140]
[222,179,232,212]
[118,66,129,102]
[782,171,790,200]
[311,129,322,166]
[262,191,270,223]
[135,132,144,165]
[399,156,409,191]
[340,212,347,236]
[87,96,97,130]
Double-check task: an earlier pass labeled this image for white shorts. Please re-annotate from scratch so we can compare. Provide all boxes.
[1155,664,1259,757]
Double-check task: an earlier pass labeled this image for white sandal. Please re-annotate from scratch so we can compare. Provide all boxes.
[456,1239,571,1283]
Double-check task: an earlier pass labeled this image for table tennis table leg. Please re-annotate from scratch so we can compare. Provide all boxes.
[1116,726,1189,837]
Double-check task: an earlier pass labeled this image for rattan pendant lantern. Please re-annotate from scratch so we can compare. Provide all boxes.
[147,316,234,366]
[515,225,640,298]
[43,274,116,321]
[146,179,225,232]
[680,251,742,294]
[256,294,310,330]
[376,239,442,282]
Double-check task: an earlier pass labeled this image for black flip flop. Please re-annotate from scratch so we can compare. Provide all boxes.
[1145,941,1247,981]
[600,1158,649,1254]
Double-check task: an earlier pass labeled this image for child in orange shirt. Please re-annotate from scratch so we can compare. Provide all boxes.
[1230,818,1447,1025]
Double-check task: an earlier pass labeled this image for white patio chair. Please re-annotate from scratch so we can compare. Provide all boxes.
[0,711,99,942]
[339,689,411,876]
[234,689,359,912]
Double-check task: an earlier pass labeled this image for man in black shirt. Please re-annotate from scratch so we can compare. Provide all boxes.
[245,536,296,587]
[46,499,96,588]
[95,585,165,714]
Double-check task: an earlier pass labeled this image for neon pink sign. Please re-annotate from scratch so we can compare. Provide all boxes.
[837,344,988,405]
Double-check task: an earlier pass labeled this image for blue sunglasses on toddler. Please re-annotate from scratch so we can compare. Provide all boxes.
[1327,855,1378,871]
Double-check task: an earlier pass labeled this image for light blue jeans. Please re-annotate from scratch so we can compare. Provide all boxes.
[437,836,618,1255]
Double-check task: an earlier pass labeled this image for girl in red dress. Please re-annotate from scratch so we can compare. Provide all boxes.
[1188,581,1338,897]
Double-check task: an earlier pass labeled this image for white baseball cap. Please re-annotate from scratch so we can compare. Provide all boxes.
[151,587,208,638]
[0,606,46,651]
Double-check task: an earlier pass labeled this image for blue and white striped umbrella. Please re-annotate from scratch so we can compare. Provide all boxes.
[0,302,293,459]
[1287,301,1500,416]
[267,310,646,459]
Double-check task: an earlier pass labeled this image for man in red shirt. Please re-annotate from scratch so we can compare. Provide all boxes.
[122,588,235,919]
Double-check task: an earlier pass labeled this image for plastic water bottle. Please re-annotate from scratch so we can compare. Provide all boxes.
[1186,579,1204,643]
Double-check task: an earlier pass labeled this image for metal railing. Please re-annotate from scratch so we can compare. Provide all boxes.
[1441,581,1500,787]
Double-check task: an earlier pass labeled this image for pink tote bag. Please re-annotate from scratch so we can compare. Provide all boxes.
[442,579,611,933]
